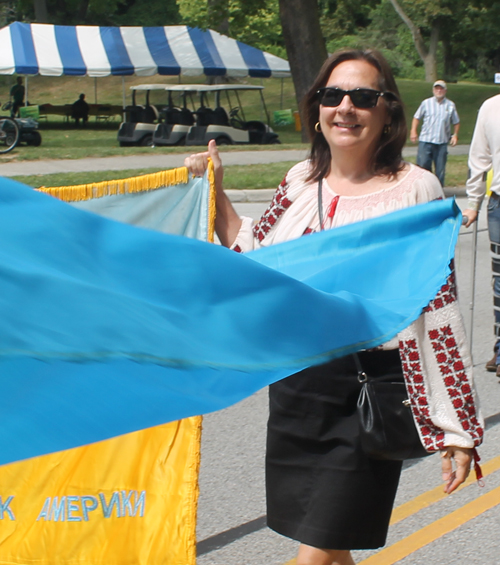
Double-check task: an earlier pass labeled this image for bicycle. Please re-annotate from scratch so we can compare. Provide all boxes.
[0,103,20,153]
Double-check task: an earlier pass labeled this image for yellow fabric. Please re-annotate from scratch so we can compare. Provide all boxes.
[487,169,493,197]
[207,158,216,243]
[0,418,201,565]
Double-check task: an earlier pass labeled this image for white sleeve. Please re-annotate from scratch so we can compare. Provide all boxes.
[466,105,491,211]
[399,273,484,451]
[230,216,260,253]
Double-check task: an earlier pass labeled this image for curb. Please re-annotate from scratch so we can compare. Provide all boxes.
[225,189,276,203]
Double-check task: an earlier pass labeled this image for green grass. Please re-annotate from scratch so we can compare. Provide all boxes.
[404,155,469,188]
[0,120,306,162]
[1,74,497,163]
[15,156,469,190]
[14,161,299,189]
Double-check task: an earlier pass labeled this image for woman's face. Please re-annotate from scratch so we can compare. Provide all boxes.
[318,59,390,159]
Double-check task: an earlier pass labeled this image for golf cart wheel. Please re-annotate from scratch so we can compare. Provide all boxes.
[140,135,153,147]
[28,130,42,147]
[0,116,19,154]
[215,135,232,146]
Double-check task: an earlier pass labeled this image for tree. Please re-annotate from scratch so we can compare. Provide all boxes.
[177,0,285,57]
[387,0,446,82]
[319,0,380,40]
[278,0,328,140]
[15,0,181,26]
[438,0,500,81]
[207,0,229,34]
[33,0,49,22]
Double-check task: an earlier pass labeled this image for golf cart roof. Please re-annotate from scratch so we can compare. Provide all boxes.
[130,84,265,92]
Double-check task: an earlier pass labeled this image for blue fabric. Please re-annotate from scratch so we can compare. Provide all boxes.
[0,177,461,466]
[100,27,135,76]
[9,21,38,75]
[238,40,272,78]
[188,27,226,77]
[69,175,212,241]
[54,25,87,76]
[144,27,181,76]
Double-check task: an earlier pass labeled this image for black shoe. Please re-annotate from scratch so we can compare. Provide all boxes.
[486,354,498,372]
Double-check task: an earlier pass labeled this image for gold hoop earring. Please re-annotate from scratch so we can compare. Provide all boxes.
[315,122,321,133]
[383,124,392,135]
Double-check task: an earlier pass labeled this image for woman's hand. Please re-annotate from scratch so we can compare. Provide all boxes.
[185,140,241,247]
[184,139,224,194]
[441,446,473,494]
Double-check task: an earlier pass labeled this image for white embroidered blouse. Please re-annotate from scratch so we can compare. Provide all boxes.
[231,161,484,452]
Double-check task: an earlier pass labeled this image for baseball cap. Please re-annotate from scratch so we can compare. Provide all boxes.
[433,80,447,89]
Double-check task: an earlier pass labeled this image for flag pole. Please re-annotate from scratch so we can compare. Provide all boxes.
[468,218,479,359]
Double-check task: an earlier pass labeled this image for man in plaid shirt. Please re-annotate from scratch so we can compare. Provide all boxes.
[410,80,460,186]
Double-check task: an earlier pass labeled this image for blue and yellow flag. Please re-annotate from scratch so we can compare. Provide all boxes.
[0,167,215,565]
[0,169,461,564]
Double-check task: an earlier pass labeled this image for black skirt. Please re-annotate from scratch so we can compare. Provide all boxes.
[266,349,403,550]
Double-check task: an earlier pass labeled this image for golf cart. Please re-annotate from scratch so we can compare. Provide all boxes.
[117,85,177,147]
[181,84,280,146]
[117,84,280,147]
[13,116,41,146]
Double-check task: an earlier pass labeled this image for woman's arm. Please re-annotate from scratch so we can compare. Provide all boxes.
[184,140,242,248]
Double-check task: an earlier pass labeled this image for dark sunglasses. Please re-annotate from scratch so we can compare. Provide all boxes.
[316,87,394,109]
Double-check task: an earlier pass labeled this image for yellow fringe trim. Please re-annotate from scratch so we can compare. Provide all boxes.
[37,166,190,202]
[185,415,203,565]
[207,158,216,244]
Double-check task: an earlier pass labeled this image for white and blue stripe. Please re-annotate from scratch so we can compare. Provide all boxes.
[0,22,291,78]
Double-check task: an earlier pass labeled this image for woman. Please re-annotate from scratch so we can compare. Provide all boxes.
[186,49,483,565]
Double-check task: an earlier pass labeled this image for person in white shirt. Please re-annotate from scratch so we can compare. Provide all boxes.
[410,80,460,186]
[463,94,500,375]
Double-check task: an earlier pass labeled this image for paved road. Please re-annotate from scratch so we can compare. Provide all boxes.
[0,144,470,178]
[197,197,500,565]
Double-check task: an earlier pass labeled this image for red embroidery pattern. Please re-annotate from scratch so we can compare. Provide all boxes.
[424,269,457,313]
[428,325,483,444]
[399,339,445,451]
[253,177,293,242]
[233,244,242,253]
[302,227,315,236]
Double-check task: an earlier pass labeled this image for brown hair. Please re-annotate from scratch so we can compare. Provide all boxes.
[302,49,407,182]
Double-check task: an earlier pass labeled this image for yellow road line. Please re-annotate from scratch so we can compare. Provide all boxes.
[391,453,500,524]
[359,485,500,564]
[283,454,500,565]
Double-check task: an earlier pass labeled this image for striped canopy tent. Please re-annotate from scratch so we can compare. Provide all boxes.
[0,22,291,78]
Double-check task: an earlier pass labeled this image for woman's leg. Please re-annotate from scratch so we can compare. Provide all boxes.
[296,544,355,565]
